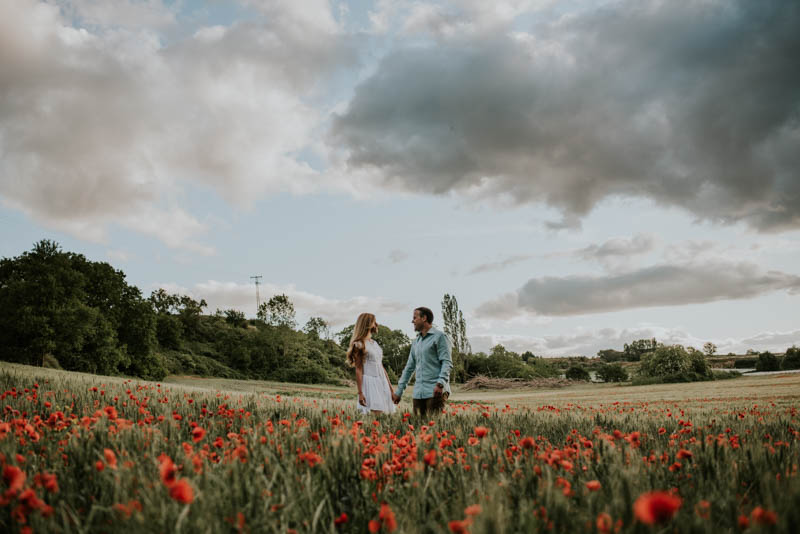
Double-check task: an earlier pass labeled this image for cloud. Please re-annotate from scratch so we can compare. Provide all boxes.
[476,260,800,317]
[0,0,354,252]
[152,280,409,327]
[468,254,533,275]
[576,234,656,261]
[387,249,408,264]
[331,0,800,232]
[469,326,800,357]
[60,0,178,28]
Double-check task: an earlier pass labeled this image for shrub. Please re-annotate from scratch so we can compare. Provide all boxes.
[688,350,712,379]
[755,352,780,372]
[781,346,800,370]
[596,363,629,383]
[733,358,757,369]
[638,345,691,378]
[565,366,590,381]
[42,353,62,370]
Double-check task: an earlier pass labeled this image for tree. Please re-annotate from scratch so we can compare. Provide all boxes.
[703,342,717,356]
[303,317,330,339]
[755,352,780,372]
[224,309,247,328]
[623,338,659,361]
[521,351,536,362]
[565,366,590,381]
[782,346,800,370]
[597,349,624,362]
[258,294,296,328]
[442,294,471,382]
[441,294,471,354]
[638,345,691,378]
[0,240,159,376]
[596,364,629,382]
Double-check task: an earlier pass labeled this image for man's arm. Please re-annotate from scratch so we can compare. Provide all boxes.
[435,333,452,386]
[394,346,416,398]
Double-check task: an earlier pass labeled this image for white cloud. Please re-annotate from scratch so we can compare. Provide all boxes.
[469,325,800,357]
[151,280,409,327]
[0,0,354,253]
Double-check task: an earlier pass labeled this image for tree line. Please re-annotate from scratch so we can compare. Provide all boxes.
[0,241,562,383]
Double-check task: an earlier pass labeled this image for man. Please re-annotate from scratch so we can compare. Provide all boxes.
[392,307,452,416]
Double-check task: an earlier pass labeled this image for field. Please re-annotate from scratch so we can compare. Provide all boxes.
[1,363,798,533]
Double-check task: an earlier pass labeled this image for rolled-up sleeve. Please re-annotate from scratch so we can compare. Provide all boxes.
[435,333,452,385]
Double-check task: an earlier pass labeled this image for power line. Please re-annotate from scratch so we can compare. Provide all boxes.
[250,275,263,314]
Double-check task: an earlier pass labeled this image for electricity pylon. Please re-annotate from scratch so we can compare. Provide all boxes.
[250,275,263,315]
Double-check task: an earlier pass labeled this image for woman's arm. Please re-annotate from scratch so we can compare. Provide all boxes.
[383,366,393,391]
[355,364,366,406]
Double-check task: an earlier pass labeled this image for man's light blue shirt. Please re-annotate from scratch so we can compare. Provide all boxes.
[395,327,452,399]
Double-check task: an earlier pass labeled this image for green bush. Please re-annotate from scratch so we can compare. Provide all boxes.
[156,314,183,349]
[781,346,800,370]
[637,345,715,383]
[712,370,742,380]
[596,363,629,382]
[755,351,780,372]
[565,366,590,381]
[733,357,757,369]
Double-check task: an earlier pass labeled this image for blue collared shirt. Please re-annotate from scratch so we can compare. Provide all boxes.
[395,327,452,399]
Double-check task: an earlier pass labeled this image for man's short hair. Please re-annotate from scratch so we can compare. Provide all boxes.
[415,306,434,324]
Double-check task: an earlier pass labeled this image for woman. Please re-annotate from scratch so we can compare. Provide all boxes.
[347,313,396,414]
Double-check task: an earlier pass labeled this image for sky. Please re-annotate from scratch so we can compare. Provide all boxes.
[1,0,799,356]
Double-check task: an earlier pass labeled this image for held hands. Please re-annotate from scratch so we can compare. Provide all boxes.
[433,383,444,398]
[391,393,400,404]
[358,392,367,407]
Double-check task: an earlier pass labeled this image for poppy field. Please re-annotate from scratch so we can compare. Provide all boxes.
[1,364,798,533]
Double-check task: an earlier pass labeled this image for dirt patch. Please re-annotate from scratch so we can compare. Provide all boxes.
[461,375,572,390]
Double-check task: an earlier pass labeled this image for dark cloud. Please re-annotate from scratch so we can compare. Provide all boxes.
[476,261,800,317]
[331,0,800,232]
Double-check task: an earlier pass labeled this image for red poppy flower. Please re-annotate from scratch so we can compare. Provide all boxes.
[596,512,612,534]
[464,504,482,516]
[448,519,471,533]
[3,465,26,494]
[633,491,682,525]
[368,520,381,533]
[379,503,397,532]
[334,513,348,526]
[159,455,177,486]
[95,460,105,472]
[520,437,535,449]
[104,449,118,469]
[474,427,489,438]
[423,449,437,466]
[192,427,206,443]
[751,506,777,526]
[737,514,749,529]
[169,479,194,504]
[586,480,602,491]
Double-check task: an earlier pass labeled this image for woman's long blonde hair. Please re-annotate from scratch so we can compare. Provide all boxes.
[346,313,376,368]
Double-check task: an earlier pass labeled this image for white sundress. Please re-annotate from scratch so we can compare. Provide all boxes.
[358,339,397,415]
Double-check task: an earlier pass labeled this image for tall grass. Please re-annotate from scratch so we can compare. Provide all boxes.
[1,364,798,533]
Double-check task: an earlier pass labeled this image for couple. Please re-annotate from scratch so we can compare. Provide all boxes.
[347,307,452,417]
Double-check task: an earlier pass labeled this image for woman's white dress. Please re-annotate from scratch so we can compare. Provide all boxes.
[358,339,397,414]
